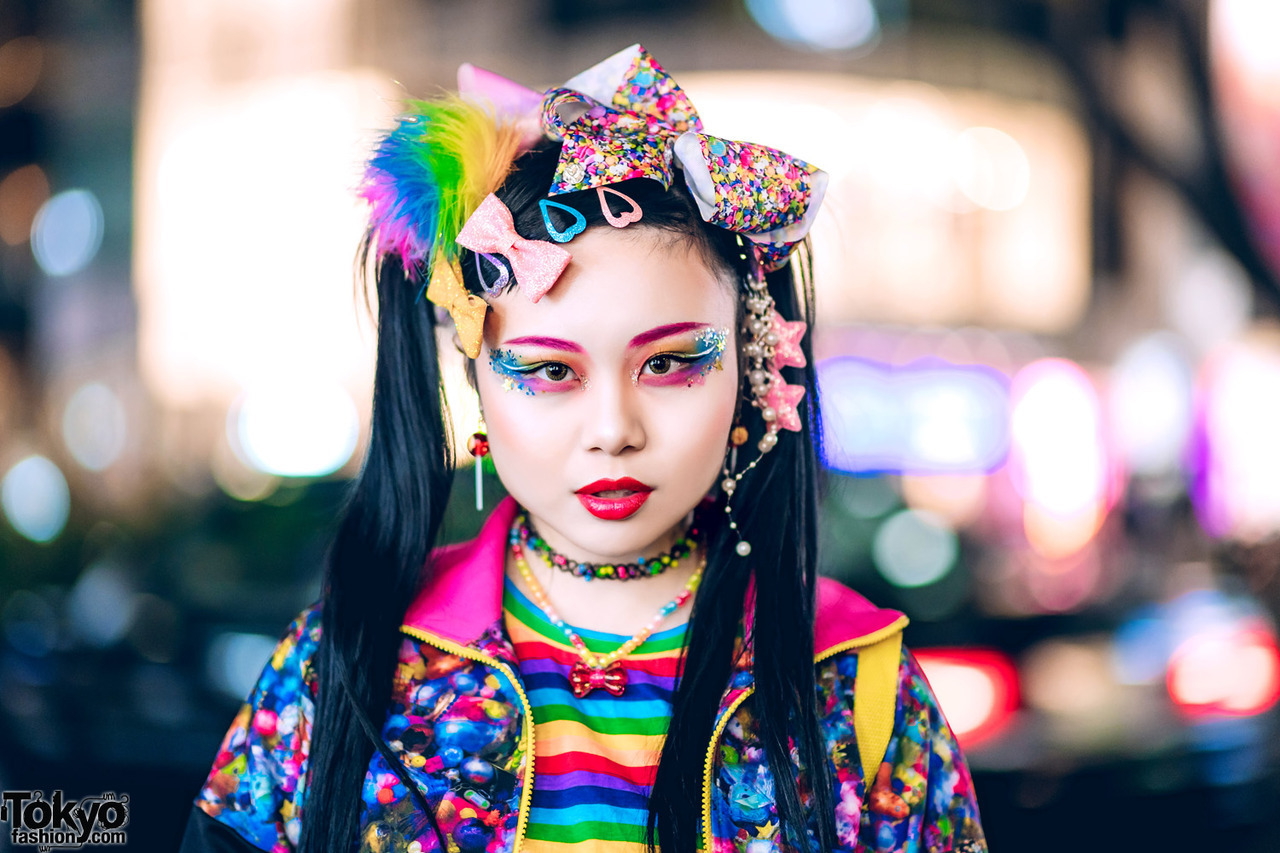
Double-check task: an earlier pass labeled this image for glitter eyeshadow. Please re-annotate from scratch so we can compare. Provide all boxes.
[637,326,728,388]
[488,347,581,395]
[487,347,539,396]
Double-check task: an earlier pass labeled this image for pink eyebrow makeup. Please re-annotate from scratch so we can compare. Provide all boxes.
[501,336,584,353]
[627,322,708,350]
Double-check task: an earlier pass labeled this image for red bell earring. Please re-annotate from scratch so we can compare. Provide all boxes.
[467,418,489,511]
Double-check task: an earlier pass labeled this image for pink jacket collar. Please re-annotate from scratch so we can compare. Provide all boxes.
[401,496,906,656]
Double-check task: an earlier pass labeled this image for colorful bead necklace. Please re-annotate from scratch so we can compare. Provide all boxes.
[517,512,698,581]
[509,523,703,697]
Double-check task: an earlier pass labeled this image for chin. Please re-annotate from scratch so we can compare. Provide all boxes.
[550,500,693,560]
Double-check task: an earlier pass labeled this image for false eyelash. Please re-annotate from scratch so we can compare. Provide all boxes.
[652,352,704,366]
[505,361,563,375]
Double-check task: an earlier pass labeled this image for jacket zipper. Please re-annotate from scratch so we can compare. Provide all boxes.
[699,614,909,850]
[400,625,537,853]
[701,686,755,851]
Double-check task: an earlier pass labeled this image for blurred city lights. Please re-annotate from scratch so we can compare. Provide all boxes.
[745,0,880,51]
[1213,0,1280,291]
[1,455,71,543]
[1021,545,1105,614]
[61,382,128,471]
[1213,0,1280,78]
[1165,249,1253,354]
[833,473,900,520]
[0,36,43,108]
[953,127,1031,211]
[66,561,139,647]
[1196,336,1280,540]
[211,443,281,502]
[137,71,385,410]
[0,164,50,246]
[206,631,278,700]
[858,95,959,209]
[914,648,1018,748]
[680,73,1090,333]
[872,508,958,588]
[1108,333,1195,477]
[129,594,181,664]
[1022,638,1117,718]
[819,357,1009,475]
[1112,610,1171,686]
[231,381,359,478]
[1168,628,1280,718]
[30,189,104,277]
[1010,359,1110,557]
[901,474,988,528]
[0,590,58,659]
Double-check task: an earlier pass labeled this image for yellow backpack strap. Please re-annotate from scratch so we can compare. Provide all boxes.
[853,627,904,783]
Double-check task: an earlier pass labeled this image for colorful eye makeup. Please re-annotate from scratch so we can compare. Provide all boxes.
[489,325,729,395]
[488,347,578,395]
[635,326,728,388]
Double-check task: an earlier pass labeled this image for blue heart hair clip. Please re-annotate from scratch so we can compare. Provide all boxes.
[538,198,587,243]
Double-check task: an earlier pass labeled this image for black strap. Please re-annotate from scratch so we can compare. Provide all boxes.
[178,806,267,853]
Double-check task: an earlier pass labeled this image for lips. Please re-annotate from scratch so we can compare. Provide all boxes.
[575,477,653,520]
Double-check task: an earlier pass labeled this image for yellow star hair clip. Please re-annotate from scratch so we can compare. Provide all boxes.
[425,254,487,358]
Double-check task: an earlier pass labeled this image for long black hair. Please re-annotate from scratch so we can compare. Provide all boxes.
[301,142,832,853]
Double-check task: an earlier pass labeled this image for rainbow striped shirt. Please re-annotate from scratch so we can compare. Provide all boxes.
[503,577,688,853]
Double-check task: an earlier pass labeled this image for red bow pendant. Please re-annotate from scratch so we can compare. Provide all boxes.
[569,661,628,698]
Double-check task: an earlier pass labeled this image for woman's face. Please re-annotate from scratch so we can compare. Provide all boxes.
[475,226,739,562]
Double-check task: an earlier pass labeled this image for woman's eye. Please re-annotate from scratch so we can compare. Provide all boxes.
[646,355,673,375]
[542,363,570,381]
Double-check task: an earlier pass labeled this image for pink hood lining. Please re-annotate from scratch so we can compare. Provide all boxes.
[401,496,906,656]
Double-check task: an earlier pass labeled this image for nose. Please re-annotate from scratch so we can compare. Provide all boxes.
[581,375,646,456]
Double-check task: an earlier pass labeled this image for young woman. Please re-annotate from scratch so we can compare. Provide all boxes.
[180,45,987,853]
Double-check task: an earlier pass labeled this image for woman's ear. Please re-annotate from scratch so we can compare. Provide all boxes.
[464,354,479,393]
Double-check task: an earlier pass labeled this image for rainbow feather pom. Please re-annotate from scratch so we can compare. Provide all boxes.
[361,96,524,277]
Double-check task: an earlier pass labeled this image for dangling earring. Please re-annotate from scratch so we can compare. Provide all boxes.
[720,239,808,557]
[721,425,752,555]
[467,415,489,511]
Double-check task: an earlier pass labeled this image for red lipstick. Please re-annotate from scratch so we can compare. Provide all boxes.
[575,477,653,520]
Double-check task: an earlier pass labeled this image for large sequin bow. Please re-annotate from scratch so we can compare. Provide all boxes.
[425,254,486,359]
[539,44,829,271]
[455,193,571,302]
[569,661,627,698]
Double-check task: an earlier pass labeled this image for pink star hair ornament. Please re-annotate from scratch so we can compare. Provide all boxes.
[769,309,807,369]
[765,370,806,433]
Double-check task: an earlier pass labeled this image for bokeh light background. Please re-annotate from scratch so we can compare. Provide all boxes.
[3,0,1280,850]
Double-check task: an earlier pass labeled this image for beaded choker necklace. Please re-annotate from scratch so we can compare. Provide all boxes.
[516,512,699,581]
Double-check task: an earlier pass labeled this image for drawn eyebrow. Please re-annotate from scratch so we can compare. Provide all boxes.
[627,322,709,350]
[501,336,585,353]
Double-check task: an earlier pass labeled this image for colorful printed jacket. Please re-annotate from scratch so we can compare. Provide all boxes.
[182,497,987,853]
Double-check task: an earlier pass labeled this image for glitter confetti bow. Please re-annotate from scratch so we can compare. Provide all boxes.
[425,253,487,359]
[455,193,572,302]
[539,44,828,271]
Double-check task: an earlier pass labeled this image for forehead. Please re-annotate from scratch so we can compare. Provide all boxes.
[484,227,736,343]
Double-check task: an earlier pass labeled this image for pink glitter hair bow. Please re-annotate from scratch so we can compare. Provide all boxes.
[455,194,570,302]
[537,44,829,272]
